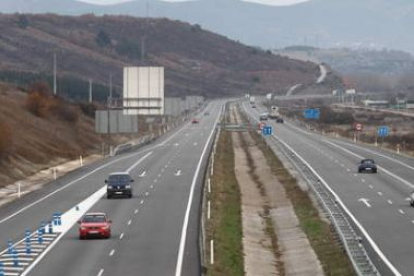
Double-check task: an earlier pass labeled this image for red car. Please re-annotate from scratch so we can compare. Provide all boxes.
[79,213,111,239]
[191,118,199,124]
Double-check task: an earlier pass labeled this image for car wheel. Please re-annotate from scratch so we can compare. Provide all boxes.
[411,201,414,207]
[107,194,111,199]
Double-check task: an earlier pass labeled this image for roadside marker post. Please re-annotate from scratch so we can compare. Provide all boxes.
[48,221,53,234]
[37,228,43,245]
[25,229,31,243]
[40,221,46,234]
[12,249,18,267]
[7,241,13,255]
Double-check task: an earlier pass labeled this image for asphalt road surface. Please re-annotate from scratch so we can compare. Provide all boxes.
[245,102,414,276]
[0,101,223,276]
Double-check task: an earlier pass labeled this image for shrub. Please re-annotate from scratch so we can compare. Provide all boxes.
[79,103,97,118]
[26,91,49,117]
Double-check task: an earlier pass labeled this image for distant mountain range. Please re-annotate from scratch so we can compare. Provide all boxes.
[0,0,413,53]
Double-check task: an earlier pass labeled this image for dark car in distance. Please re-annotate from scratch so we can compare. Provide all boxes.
[106,172,134,198]
[358,159,377,173]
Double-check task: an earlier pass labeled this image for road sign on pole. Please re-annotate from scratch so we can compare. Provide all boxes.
[377,126,389,137]
[354,122,363,131]
[262,126,273,136]
[303,108,320,119]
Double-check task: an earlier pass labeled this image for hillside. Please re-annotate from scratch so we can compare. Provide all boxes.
[0,83,101,185]
[1,0,414,53]
[0,14,322,100]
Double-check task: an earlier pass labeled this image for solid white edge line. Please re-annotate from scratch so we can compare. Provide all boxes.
[242,102,402,275]
[174,104,221,276]
[97,268,104,276]
[0,113,192,226]
[274,133,402,276]
[325,140,414,189]
[109,249,115,256]
[17,152,153,276]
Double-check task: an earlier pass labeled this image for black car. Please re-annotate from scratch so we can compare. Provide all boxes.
[106,172,134,198]
[358,159,377,173]
[275,117,284,123]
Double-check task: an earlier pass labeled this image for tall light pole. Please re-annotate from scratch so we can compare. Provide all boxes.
[53,53,57,95]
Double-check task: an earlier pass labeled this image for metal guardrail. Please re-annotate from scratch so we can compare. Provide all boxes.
[242,106,380,276]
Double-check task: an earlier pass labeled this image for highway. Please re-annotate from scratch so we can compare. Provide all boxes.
[244,102,414,276]
[0,101,223,276]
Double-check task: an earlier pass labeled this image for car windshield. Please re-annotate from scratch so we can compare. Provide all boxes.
[82,215,106,223]
[108,174,130,184]
[362,160,374,164]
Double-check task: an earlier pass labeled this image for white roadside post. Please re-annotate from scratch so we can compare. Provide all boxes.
[17,183,21,198]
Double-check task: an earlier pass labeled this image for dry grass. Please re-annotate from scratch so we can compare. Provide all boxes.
[207,130,244,276]
[249,130,356,276]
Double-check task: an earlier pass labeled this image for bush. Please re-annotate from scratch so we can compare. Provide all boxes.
[25,82,79,123]
[0,120,12,158]
[79,103,97,118]
[115,39,141,59]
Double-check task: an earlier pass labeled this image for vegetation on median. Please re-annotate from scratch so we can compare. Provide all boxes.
[249,127,356,276]
[206,129,244,276]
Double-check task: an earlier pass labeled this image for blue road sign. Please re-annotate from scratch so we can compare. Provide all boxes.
[262,126,273,136]
[304,108,320,119]
[377,126,389,137]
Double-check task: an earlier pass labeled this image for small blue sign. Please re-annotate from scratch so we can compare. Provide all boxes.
[377,126,389,137]
[262,126,273,136]
[304,108,320,119]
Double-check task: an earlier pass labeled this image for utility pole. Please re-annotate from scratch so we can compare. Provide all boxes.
[89,79,93,103]
[53,53,57,95]
[109,74,113,100]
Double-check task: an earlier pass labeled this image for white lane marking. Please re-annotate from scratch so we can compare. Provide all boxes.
[154,179,158,183]
[388,200,393,205]
[359,198,371,208]
[353,173,358,177]
[126,152,153,173]
[119,233,124,240]
[97,269,104,276]
[0,151,149,225]
[175,170,182,176]
[411,220,414,224]
[140,200,144,205]
[369,185,374,189]
[139,171,146,178]
[157,174,161,178]
[325,140,414,189]
[127,220,132,226]
[165,165,168,168]
[270,134,403,276]
[346,168,351,172]
[161,168,165,173]
[399,209,405,215]
[175,103,222,276]
[134,209,139,215]
[174,143,179,147]
[145,192,149,196]
[333,139,414,172]
[109,249,115,256]
[194,142,198,146]
[361,179,366,183]
[150,185,154,189]
[341,164,345,167]
[378,192,383,196]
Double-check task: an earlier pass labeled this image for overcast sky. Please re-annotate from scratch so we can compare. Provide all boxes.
[77,0,310,6]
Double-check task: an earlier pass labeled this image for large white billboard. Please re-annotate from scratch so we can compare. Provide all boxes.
[123,66,164,115]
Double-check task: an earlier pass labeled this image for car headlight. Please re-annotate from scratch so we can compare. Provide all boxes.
[102,225,110,230]
[107,186,113,189]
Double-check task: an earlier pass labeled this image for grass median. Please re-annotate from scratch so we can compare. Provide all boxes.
[250,129,356,276]
[206,130,244,276]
